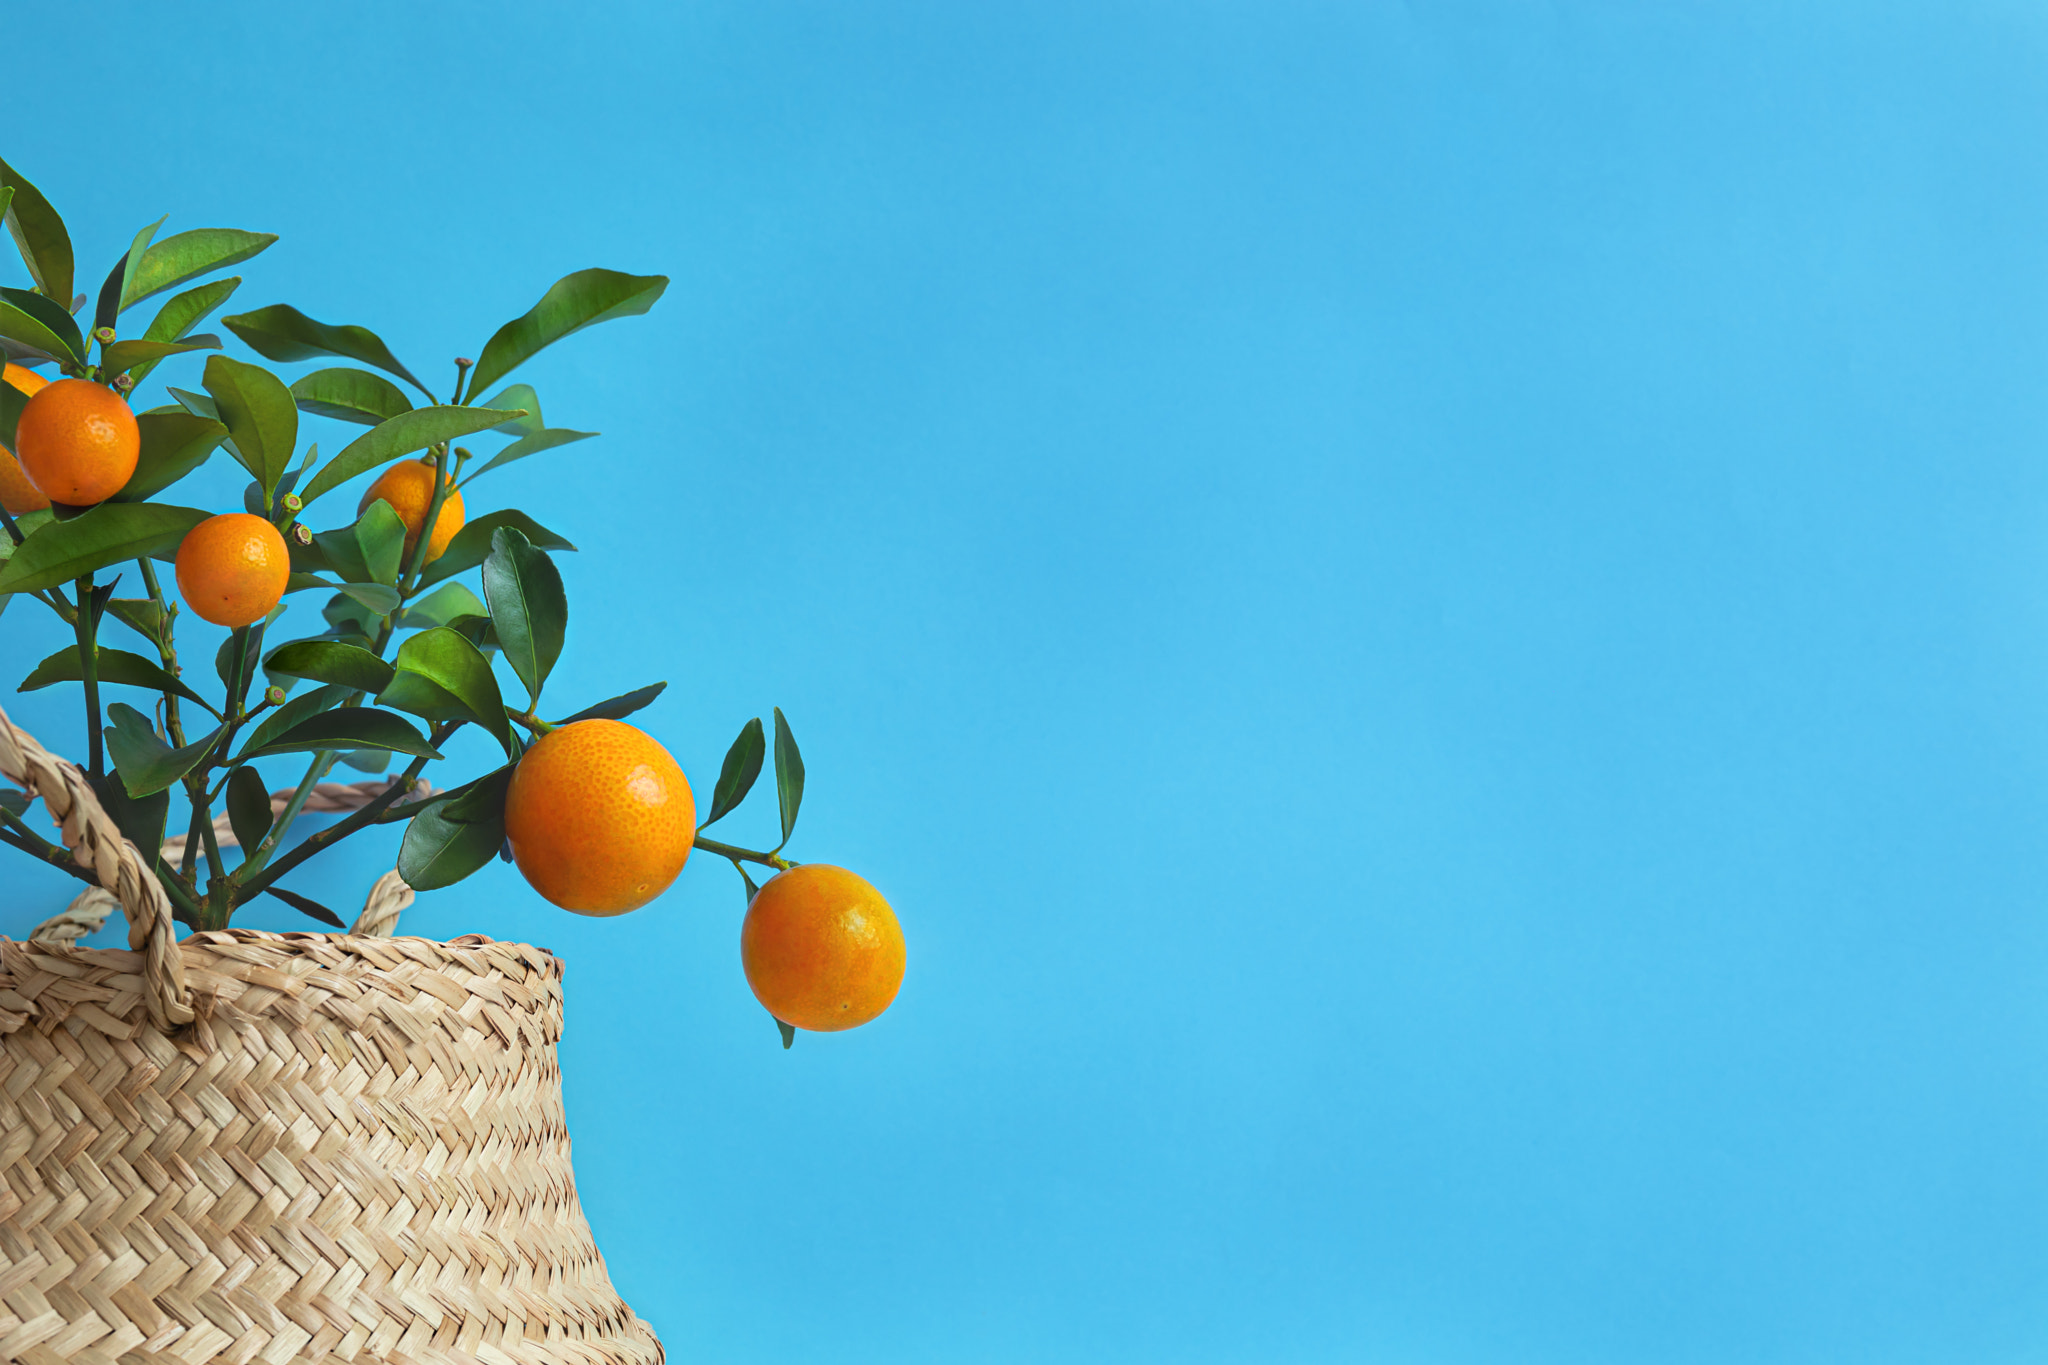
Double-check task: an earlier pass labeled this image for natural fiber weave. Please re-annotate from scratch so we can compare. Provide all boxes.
[0,705,665,1365]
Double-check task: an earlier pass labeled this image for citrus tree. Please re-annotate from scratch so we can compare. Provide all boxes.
[0,156,904,1046]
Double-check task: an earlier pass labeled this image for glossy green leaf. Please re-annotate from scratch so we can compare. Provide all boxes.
[354,500,406,586]
[114,411,229,503]
[121,229,277,311]
[386,627,511,755]
[557,681,666,725]
[103,597,164,643]
[481,527,566,706]
[334,581,400,616]
[290,367,413,425]
[19,643,220,715]
[398,772,512,890]
[94,227,144,340]
[225,764,274,855]
[115,218,165,320]
[100,335,221,377]
[418,510,576,587]
[339,748,392,773]
[773,706,805,845]
[89,772,169,870]
[702,716,765,828]
[103,703,221,798]
[468,269,668,397]
[0,156,73,306]
[400,581,487,629]
[0,372,27,449]
[776,1018,796,1049]
[236,683,347,758]
[243,705,442,760]
[0,287,83,364]
[466,427,596,481]
[143,276,239,344]
[222,303,425,394]
[166,385,221,421]
[473,384,542,434]
[262,639,396,694]
[203,355,298,501]
[0,502,209,594]
[375,670,470,726]
[263,885,345,928]
[296,404,522,506]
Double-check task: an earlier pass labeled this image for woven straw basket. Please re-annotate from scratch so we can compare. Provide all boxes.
[0,705,665,1365]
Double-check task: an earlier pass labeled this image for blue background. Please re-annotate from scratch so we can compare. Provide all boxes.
[4,3,2046,1360]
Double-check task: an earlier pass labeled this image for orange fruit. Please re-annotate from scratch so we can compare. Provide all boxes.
[503,719,696,915]
[174,512,291,628]
[12,377,139,506]
[359,458,465,564]
[741,864,906,1032]
[0,363,52,516]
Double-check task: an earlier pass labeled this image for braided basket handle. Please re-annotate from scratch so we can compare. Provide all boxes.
[0,703,195,1030]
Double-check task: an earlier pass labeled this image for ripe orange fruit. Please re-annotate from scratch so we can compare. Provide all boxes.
[359,458,465,564]
[174,512,291,627]
[12,377,139,506]
[0,363,52,516]
[503,719,696,915]
[741,865,906,1032]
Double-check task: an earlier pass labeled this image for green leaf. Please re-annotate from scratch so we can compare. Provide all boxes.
[0,287,83,364]
[261,639,396,694]
[418,510,576,587]
[166,385,221,421]
[0,156,74,307]
[18,643,221,716]
[296,404,524,507]
[290,367,413,426]
[225,764,274,855]
[0,788,27,816]
[103,596,163,643]
[88,772,169,870]
[100,334,222,377]
[202,355,298,502]
[215,628,259,692]
[776,1018,796,1050]
[467,269,668,397]
[221,303,425,394]
[262,885,345,928]
[94,222,152,340]
[236,683,348,757]
[103,703,222,798]
[0,371,28,449]
[114,411,229,503]
[0,502,209,594]
[242,705,443,760]
[376,670,470,726]
[557,681,666,725]
[467,427,597,481]
[773,706,805,846]
[399,581,487,629]
[703,717,765,828]
[481,527,567,707]
[121,229,277,311]
[385,627,511,755]
[144,276,240,343]
[339,748,392,774]
[398,771,512,890]
[473,384,542,434]
[354,500,407,586]
[334,581,400,616]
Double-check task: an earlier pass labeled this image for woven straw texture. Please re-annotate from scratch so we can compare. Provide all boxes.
[0,705,665,1365]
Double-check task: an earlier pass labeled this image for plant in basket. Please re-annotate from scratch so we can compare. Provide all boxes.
[0,156,906,1364]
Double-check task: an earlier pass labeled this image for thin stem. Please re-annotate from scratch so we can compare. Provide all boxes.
[0,500,22,546]
[73,575,103,778]
[693,834,795,872]
[135,559,188,748]
[395,444,453,599]
[0,819,98,889]
[237,723,459,900]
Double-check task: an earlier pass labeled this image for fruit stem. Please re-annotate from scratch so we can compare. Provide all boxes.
[693,834,795,873]
[73,575,103,778]
[0,501,22,547]
[395,444,454,598]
